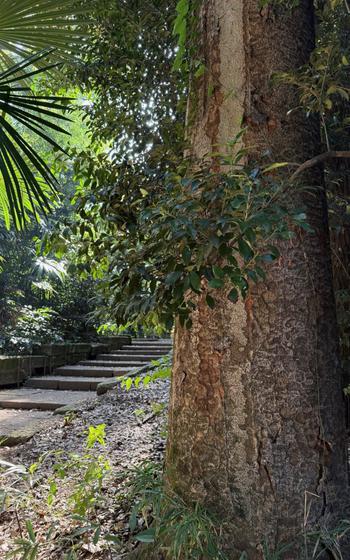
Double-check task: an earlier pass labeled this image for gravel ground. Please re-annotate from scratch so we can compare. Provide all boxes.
[0,379,170,559]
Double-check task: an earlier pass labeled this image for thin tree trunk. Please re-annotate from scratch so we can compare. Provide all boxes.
[166,1,349,557]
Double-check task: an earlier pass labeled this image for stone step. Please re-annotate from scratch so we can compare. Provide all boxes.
[79,360,145,368]
[53,365,134,378]
[133,338,171,343]
[130,341,172,346]
[25,376,118,391]
[0,388,90,411]
[122,346,170,354]
[128,345,172,351]
[97,353,165,362]
[0,409,54,445]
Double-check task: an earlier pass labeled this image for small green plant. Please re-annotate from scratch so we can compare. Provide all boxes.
[97,321,133,335]
[0,425,116,559]
[49,424,110,516]
[121,355,172,391]
[304,520,350,560]
[7,520,41,560]
[127,460,228,560]
[63,411,77,426]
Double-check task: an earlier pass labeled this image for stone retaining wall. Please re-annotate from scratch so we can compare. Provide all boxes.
[0,356,34,387]
[0,336,131,388]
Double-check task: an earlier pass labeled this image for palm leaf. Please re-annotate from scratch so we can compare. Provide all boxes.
[0,0,85,62]
[32,256,66,281]
[0,51,73,228]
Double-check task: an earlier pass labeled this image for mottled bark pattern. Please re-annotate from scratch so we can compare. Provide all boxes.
[166,1,349,558]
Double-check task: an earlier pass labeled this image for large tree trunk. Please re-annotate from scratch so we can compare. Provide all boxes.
[166,1,349,557]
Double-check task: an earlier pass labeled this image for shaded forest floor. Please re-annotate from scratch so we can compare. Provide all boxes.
[0,380,169,559]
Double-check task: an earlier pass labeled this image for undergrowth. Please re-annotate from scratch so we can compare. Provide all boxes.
[127,460,227,560]
[120,355,172,392]
[0,423,224,560]
[1,426,350,560]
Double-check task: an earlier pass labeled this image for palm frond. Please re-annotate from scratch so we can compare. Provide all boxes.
[0,51,73,228]
[0,0,85,61]
[32,256,66,281]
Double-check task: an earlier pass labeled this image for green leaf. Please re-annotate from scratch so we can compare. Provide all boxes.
[0,0,86,66]
[129,507,138,531]
[247,270,259,282]
[228,288,238,303]
[260,253,275,263]
[93,526,101,545]
[105,534,121,544]
[182,245,191,265]
[135,528,156,543]
[26,520,36,543]
[189,271,201,291]
[212,265,224,279]
[194,63,206,78]
[255,266,266,280]
[175,0,189,17]
[209,278,224,289]
[165,271,182,285]
[238,238,253,261]
[124,377,133,391]
[262,162,289,173]
[0,51,72,228]
[206,294,215,308]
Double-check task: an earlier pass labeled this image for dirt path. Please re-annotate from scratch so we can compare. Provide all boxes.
[0,379,169,559]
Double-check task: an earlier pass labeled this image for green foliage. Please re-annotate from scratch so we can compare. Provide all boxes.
[0,223,96,349]
[49,140,309,331]
[2,435,228,559]
[121,355,172,391]
[85,423,106,449]
[128,460,228,559]
[259,520,350,560]
[2,431,350,559]
[0,0,87,229]
[100,144,308,329]
[45,0,350,339]
[48,275,97,340]
[0,305,64,354]
[41,0,187,331]
[1,425,114,559]
[68,0,184,160]
[7,519,40,560]
[0,51,74,228]
[48,424,110,517]
[275,0,349,151]
[51,452,110,517]
[173,0,190,71]
[0,0,84,65]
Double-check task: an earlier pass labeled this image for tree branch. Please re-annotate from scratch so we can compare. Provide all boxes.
[290,151,350,182]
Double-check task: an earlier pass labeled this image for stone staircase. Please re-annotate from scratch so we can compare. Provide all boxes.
[0,338,172,444]
[24,339,171,392]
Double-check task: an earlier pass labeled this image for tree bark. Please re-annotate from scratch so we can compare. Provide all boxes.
[166,1,349,558]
